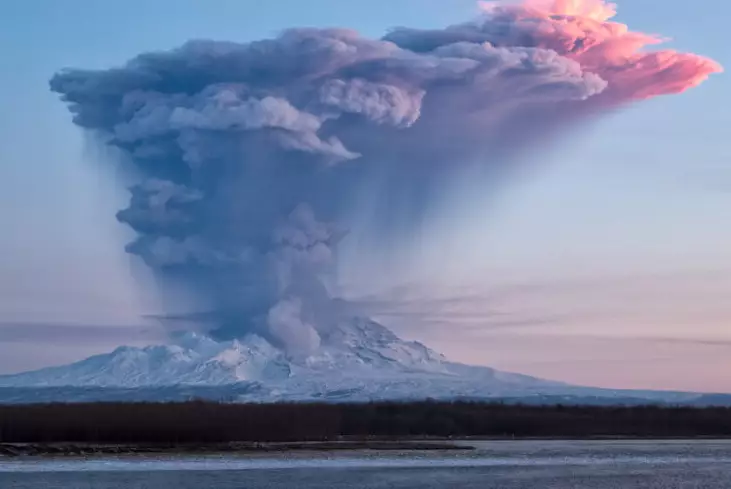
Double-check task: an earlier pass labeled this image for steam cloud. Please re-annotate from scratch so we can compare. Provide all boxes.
[51,0,721,355]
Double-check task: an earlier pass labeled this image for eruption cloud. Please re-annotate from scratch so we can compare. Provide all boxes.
[51,0,720,355]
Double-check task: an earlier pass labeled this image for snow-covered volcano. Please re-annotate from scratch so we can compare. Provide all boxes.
[0,318,559,399]
[0,318,715,404]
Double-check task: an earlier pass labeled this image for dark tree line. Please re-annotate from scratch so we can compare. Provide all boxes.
[2,401,731,443]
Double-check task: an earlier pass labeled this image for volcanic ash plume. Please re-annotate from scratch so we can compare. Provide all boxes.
[50,0,720,355]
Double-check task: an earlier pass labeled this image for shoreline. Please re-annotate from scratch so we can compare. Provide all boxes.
[3,437,731,458]
[0,440,469,458]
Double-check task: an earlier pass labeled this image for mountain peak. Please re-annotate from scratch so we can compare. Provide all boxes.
[0,317,675,403]
[0,317,457,393]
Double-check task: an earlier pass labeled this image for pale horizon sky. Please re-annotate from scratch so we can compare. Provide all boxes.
[0,0,729,393]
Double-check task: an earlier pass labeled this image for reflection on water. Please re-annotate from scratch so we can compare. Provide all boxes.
[1,440,731,488]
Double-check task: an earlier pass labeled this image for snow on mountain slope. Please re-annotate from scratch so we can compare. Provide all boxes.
[0,317,703,403]
[0,317,559,395]
[0,333,291,388]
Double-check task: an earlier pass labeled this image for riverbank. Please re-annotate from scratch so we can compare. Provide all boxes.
[0,440,468,457]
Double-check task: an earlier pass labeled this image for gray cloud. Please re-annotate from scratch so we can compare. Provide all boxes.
[50,5,716,356]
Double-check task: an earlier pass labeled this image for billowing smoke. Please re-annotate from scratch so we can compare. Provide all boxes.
[51,0,720,355]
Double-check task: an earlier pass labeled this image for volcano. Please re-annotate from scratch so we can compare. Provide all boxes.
[0,318,719,405]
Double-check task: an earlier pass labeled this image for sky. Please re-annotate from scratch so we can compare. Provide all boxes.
[0,0,729,392]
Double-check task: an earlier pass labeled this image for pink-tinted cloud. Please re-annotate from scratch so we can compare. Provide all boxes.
[51,1,721,352]
[479,0,723,102]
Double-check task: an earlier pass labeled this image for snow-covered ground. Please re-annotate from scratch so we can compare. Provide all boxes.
[0,318,717,404]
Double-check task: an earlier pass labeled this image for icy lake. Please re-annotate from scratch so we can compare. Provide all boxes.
[1,440,731,488]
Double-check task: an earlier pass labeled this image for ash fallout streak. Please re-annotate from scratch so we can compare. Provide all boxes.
[51,0,720,356]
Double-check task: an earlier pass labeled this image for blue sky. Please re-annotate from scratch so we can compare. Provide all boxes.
[0,0,729,391]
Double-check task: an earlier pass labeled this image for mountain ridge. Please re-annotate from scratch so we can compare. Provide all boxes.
[0,317,719,405]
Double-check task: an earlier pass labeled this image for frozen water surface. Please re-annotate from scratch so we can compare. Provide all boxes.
[1,440,731,488]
